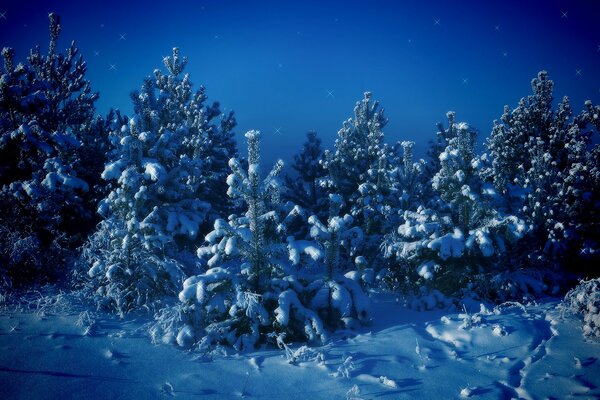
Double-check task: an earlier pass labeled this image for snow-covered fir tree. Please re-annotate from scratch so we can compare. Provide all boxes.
[81,48,235,313]
[0,13,99,286]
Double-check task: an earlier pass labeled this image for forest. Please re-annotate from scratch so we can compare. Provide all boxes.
[1,13,599,399]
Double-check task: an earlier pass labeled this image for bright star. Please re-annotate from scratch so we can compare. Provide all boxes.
[502,51,508,57]
[109,64,117,70]
[434,19,441,26]
[119,33,126,40]
[274,128,282,135]
[462,78,469,85]
[561,11,568,19]
[94,51,100,56]
[327,90,335,98]
[575,69,582,76]
[495,25,500,31]
[0,11,6,20]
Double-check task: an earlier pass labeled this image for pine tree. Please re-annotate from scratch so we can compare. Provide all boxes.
[163,132,370,351]
[322,92,389,231]
[81,49,234,313]
[306,194,371,329]
[0,13,99,286]
[173,130,301,350]
[384,114,526,295]
[283,131,327,220]
[486,71,600,270]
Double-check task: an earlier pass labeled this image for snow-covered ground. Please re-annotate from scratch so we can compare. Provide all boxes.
[1,291,598,399]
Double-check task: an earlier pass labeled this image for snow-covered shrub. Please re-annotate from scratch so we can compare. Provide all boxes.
[80,48,234,313]
[486,71,600,270]
[562,279,600,339]
[0,14,98,286]
[79,218,186,315]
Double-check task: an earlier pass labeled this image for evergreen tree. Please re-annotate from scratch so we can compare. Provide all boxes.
[0,13,99,286]
[384,114,526,295]
[283,131,327,220]
[81,49,234,313]
[322,92,389,232]
[486,71,600,271]
[160,131,370,351]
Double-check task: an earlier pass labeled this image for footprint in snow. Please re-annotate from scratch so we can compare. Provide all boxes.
[160,381,175,397]
[104,348,130,364]
[249,356,263,370]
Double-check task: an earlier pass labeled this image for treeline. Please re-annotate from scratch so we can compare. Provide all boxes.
[1,14,598,349]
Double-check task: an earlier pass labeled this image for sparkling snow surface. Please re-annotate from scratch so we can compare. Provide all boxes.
[0,292,598,399]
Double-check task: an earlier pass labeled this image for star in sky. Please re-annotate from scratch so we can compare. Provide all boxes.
[100,23,105,28]
[109,64,117,70]
[502,51,509,57]
[119,33,126,40]
[0,11,6,20]
[327,89,335,98]
[462,78,469,85]
[494,25,500,31]
[94,51,100,56]
[575,69,582,76]
[561,11,568,19]
[434,19,441,26]
[274,128,282,135]
[597,44,600,52]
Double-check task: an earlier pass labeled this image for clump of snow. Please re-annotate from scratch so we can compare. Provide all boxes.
[334,355,355,378]
[562,278,600,339]
[428,228,464,260]
[379,376,397,388]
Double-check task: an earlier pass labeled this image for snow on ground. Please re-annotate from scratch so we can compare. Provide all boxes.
[0,291,598,399]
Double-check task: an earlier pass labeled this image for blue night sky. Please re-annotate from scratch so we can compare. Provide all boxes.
[1,0,600,165]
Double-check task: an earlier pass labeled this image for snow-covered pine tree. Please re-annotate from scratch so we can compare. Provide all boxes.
[283,131,328,220]
[172,130,321,350]
[384,114,526,295]
[321,92,390,234]
[163,131,371,351]
[486,71,600,271]
[387,140,427,213]
[81,48,234,313]
[305,194,371,329]
[0,13,99,286]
